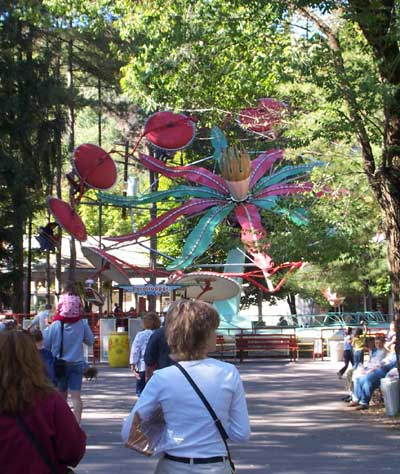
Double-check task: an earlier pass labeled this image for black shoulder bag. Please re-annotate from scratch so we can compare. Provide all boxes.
[54,322,66,379]
[16,416,76,474]
[16,416,59,474]
[174,362,235,473]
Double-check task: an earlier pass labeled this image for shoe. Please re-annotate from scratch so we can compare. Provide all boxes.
[348,401,359,407]
[356,405,369,410]
[337,371,343,379]
[341,395,352,402]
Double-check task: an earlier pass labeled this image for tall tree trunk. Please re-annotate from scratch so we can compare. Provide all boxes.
[287,293,297,315]
[24,217,32,314]
[67,31,76,282]
[98,78,102,147]
[378,176,400,315]
[55,45,63,296]
[12,208,25,313]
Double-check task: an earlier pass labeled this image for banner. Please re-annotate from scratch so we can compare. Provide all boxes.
[118,284,183,296]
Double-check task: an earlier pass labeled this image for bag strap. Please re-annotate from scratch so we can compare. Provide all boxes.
[16,416,58,474]
[59,321,64,358]
[174,362,235,472]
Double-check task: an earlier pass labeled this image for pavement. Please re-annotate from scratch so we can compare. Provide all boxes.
[75,359,399,474]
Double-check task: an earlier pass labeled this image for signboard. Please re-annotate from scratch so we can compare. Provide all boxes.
[118,284,183,296]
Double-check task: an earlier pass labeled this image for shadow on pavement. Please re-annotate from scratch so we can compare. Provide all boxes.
[76,360,399,474]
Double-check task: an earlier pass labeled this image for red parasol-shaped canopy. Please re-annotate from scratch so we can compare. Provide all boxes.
[47,197,87,242]
[144,111,196,151]
[72,143,117,190]
[171,271,240,302]
[238,98,286,134]
[81,246,131,285]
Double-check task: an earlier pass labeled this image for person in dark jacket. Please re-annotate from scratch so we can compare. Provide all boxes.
[144,326,173,381]
[0,330,86,474]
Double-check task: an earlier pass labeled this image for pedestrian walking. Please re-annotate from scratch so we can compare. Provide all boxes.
[144,322,173,381]
[122,299,251,473]
[44,315,94,424]
[337,327,353,378]
[0,329,86,473]
[130,312,161,396]
[352,321,368,368]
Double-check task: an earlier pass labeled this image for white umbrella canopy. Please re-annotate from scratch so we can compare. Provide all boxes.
[172,271,241,302]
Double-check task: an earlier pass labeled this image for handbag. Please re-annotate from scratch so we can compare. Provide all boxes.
[54,322,66,379]
[125,407,165,456]
[16,416,76,474]
[174,362,236,473]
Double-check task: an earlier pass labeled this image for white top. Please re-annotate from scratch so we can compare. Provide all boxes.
[129,329,154,372]
[30,309,51,332]
[343,334,352,351]
[368,348,388,367]
[121,358,250,457]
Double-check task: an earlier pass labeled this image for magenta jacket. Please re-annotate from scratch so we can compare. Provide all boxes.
[0,391,86,473]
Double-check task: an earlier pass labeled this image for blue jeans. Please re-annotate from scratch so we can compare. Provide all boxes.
[136,371,146,397]
[57,361,84,392]
[353,349,364,368]
[339,349,354,375]
[353,368,387,406]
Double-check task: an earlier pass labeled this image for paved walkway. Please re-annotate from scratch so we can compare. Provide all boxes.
[75,360,399,474]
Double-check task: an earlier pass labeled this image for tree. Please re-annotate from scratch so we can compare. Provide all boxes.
[279,1,400,314]
[114,0,400,314]
[0,1,68,311]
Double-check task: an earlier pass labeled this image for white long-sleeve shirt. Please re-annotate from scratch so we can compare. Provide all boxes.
[30,309,51,332]
[129,329,154,372]
[121,358,250,457]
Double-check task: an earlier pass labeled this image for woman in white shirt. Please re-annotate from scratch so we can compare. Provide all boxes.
[122,299,251,473]
[129,312,161,396]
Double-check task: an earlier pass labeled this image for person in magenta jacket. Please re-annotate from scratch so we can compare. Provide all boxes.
[0,329,86,474]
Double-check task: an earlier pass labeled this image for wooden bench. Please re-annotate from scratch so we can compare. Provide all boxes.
[210,335,236,359]
[235,334,298,363]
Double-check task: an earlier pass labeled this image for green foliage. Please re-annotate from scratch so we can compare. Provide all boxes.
[3,0,398,313]
[116,0,290,122]
[0,0,69,310]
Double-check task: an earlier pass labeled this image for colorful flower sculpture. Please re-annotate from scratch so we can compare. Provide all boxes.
[104,131,323,273]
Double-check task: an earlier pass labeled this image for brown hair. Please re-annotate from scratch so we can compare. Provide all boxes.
[31,328,44,343]
[142,312,161,330]
[165,299,220,361]
[0,330,55,415]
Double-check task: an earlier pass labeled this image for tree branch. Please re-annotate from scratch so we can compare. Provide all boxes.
[296,7,377,184]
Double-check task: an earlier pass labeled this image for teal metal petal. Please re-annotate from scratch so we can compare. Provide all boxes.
[98,185,225,206]
[214,248,245,324]
[251,196,278,210]
[253,162,324,194]
[166,203,235,270]
[211,126,227,168]
[274,207,309,226]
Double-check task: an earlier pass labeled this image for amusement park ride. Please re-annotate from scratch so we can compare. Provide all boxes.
[42,98,327,320]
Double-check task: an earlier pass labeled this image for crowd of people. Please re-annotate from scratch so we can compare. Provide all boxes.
[0,288,251,474]
[3,286,399,473]
[338,320,399,410]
